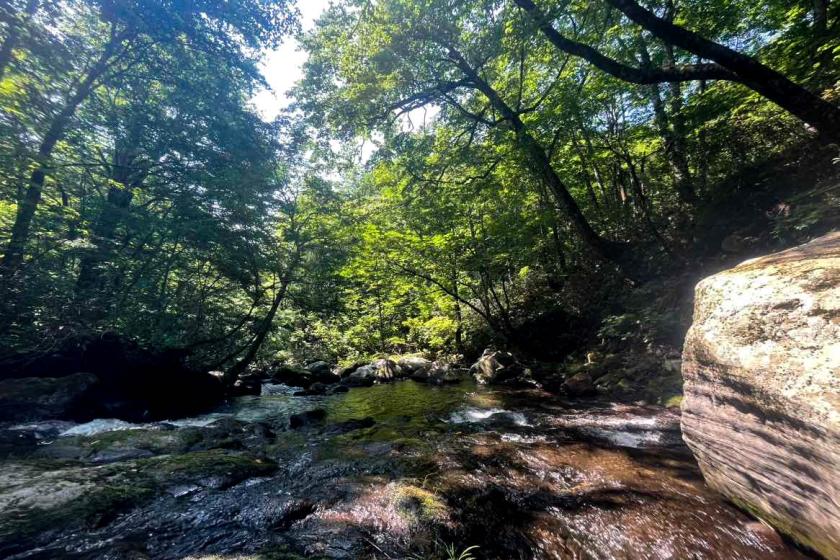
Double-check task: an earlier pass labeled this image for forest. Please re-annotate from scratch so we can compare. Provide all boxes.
[0,0,838,559]
[1,0,837,368]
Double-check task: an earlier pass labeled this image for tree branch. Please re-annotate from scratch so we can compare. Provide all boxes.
[513,0,737,84]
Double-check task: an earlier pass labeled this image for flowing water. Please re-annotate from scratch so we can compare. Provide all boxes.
[0,379,812,559]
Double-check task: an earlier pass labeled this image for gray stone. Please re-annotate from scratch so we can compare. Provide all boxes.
[470,349,525,385]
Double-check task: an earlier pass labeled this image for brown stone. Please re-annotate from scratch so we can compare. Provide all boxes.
[562,372,596,397]
[681,232,840,559]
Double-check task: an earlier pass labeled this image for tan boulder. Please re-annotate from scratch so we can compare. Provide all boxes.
[681,232,840,558]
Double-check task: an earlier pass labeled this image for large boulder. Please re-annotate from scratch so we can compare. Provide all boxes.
[289,408,327,429]
[470,349,526,385]
[340,367,376,387]
[681,232,840,559]
[305,361,339,383]
[397,357,432,377]
[0,373,99,422]
[336,362,366,378]
[410,361,463,385]
[270,365,314,387]
[372,358,401,380]
[341,359,400,387]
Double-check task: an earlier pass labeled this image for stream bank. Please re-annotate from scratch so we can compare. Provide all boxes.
[0,378,811,560]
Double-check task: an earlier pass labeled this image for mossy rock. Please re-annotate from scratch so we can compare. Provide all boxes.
[0,462,156,548]
[396,485,448,524]
[136,449,276,487]
[0,450,276,551]
[33,420,263,464]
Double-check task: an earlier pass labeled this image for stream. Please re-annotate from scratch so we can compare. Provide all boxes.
[0,378,812,559]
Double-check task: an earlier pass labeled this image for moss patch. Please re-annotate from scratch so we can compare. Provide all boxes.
[396,485,448,524]
[663,395,684,408]
[137,449,276,486]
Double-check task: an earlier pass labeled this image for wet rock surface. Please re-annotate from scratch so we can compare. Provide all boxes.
[0,380,813,559]
[470,349,534,386]
[682,232,839,559]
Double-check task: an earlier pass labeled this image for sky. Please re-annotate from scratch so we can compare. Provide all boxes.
[251,0,332,121]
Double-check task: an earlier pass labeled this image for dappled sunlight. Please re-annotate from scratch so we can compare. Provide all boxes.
[1,0,836,555]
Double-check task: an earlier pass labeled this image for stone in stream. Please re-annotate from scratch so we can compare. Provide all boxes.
[340,359,400,386]
[305,361,340,383]
[270,364,314,387]
[289,408,327,429]
[470,348,535,386]
[681,232,840,559]
[397,356,433,377]
[294,382,328,396]
[323,417,376,435]
[0,449,276,556]
[336,361,366,378]
[407,360,463,385]
[340,367,376,387]
[26,417,275,464]
[371,358,401,379]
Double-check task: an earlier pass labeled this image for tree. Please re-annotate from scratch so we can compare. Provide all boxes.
[0,0,40,80]
[298,0,628,267]
[0,0,296,289]
[515,0,840,143]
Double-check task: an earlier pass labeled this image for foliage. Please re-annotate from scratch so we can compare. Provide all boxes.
[0,0,838,368]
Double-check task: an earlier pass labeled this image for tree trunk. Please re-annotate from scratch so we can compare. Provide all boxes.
[447,48,626,264]
[75,146,145,305]
[226,266,296,381]
[451,264,464,354]
[638,34,696,204]
[813,0,829,35]
[0,31,122,286]
[606,0,840,143]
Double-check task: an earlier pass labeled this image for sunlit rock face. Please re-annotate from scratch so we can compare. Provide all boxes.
[681,232,840,559]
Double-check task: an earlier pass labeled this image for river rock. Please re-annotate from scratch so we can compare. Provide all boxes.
[340,368,376,387]
[681,232,840,558]
[0,372,99,421]
[342,359,399,386]
[305,361,339,383]
[398,356,432,376]
[324,417,375,435]
[470,349,525,385]
[562,372,595,397]
[270,365,314,387]
[412,362,462,385]
[289,409,327,429]
[373,358,401,379]
[294,382,328,396]
[337,362,366,378]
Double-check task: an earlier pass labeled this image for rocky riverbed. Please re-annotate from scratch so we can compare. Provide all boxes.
[0,378,813,560]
